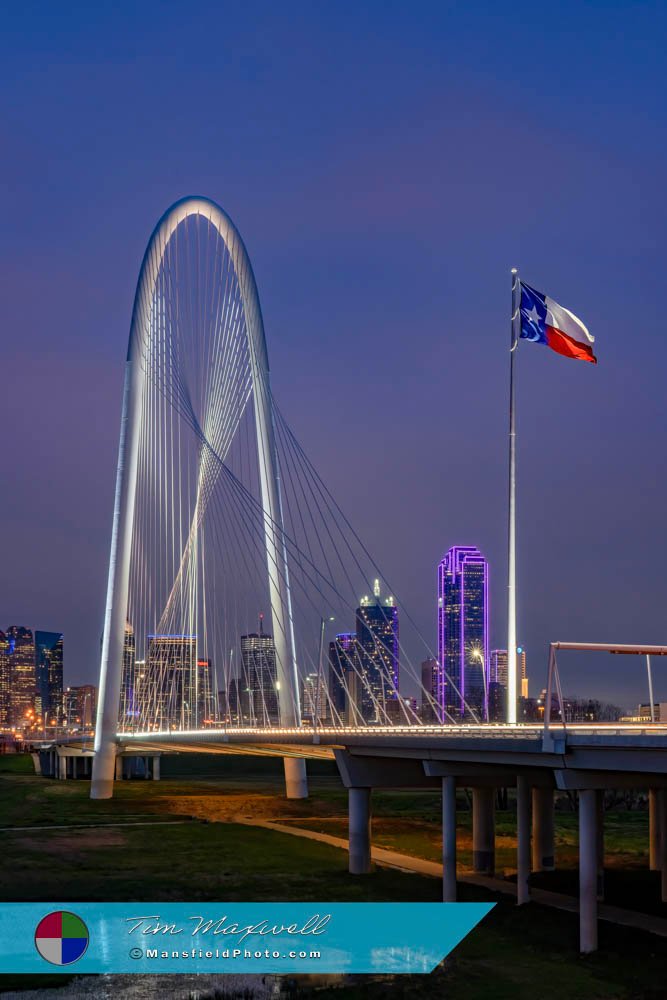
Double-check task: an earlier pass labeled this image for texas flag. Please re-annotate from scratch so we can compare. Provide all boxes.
[520,282,596,364]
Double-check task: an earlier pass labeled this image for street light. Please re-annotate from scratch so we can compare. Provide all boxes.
[470,646,488,723]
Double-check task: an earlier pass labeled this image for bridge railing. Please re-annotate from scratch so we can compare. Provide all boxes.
[543,641,667,744]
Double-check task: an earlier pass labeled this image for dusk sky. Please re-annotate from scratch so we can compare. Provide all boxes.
[2,2,667,708]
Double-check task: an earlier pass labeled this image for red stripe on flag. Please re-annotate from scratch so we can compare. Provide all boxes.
[545,325,597,364]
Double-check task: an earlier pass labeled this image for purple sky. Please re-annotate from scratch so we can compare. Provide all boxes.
[2,2,667,709]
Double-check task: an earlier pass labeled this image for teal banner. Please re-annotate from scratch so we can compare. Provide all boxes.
[0,902,494,975]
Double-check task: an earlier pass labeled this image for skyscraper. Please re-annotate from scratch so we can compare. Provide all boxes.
[119,621,136,726]
[6,626,36,729]
[420,656,439,722]
[355,579,399,723]
[65,684,97,729]
[0,632,10,728]
[146,633,197,729]
[196,657,216,725]
[240,618,278,725]
[437,546,489,721]
[490,647,528,699]
[35,631,64,728]
[329,632,362,724]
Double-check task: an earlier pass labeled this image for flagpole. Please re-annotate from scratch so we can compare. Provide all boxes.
[507,268,520,725]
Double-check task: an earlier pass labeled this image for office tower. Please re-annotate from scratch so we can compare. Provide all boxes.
[240,617,278,725]
[490,647,528,700]
[146,633,197,729]
[226,675,243,724]
[518,646,529,698]
[490,649,508,687]
[119,621,137,725]
[301,670,328,724]
[437,546,489,721]
[35,631,64,728]
[420,657,439,722]
[356,579,399,723]
[0,631,9,728]
[488,681,506,722]
[329,632,361,725]
[65,684,97,729]
[6,626,36,728]
[196,657,216,725]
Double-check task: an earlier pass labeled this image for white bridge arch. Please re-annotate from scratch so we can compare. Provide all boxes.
[91,196,306,799]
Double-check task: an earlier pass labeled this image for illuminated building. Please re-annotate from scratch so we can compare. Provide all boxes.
[35,631,63,728]
[356,579,399,722]
[239,617,278,725]
[0,632,10,728]
[420,657,439,722]
[488,681,506,722]
[490,646,528,698]
[437,547,489,720]
[65,684,97,729]
[196,657,216,725]
[6,626,36,728]
[146,633,197,729]
[329,633,362,724]
[301,670,328,724]
[119,621,136,725]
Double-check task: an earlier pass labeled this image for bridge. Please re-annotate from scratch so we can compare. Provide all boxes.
[39,719,667,954]
[47,195,667,955]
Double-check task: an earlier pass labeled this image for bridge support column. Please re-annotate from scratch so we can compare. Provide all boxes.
[649,788,662,871]
[58,754,68,781]
[579,788,598,953]
[152,755,161,781]
[349,787,371,874]
[114,755,124,781]
[516,775,531,905]
[532,787,555,871]
[472,787,495,876]
[283,758,308,799]
[596,790,605,901]
[442,776,457,901]
[659,790,667,904]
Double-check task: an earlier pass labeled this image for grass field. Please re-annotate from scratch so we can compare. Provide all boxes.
[0,752,665,998]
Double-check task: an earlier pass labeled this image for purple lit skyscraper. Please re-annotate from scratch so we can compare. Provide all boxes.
[437,546,489,721]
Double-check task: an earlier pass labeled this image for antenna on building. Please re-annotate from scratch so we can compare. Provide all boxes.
[373,579,381,599]
[259,613,264,636]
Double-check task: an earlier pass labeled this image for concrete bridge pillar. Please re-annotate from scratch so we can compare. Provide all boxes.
[442,776,457,901]
[348,787,372,874]
[596,790,605,901]
[579,788,598,953]
[532,786,555,871]
[516,775,531,905]
[658,790,667,904]
[472,787,495,876]
[114,755,124,780]
[284,758,308,799]
[58,754,68,780]
[152,755,161,781]
[649,788,662,871]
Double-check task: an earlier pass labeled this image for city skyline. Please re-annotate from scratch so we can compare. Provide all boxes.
[2,5,667,712]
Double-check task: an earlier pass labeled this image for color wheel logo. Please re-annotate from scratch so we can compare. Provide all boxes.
[34,911,89,965]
